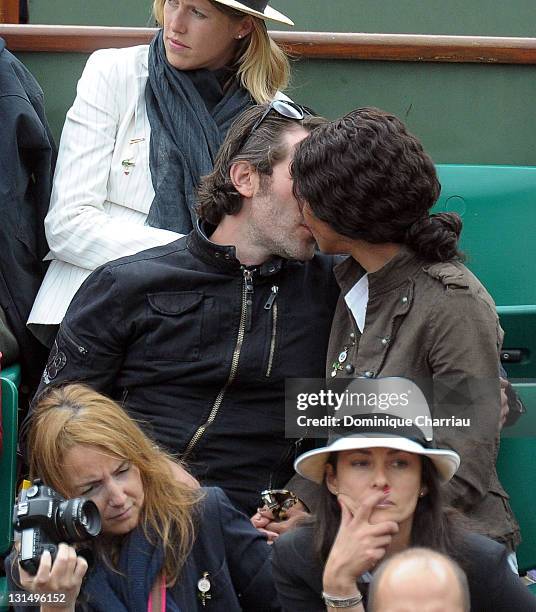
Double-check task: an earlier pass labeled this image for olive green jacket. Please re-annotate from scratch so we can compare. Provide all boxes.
[327,247,520,550]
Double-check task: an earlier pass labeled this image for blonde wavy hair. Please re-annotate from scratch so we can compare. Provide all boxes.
[28,384,201,585]
[153,0,290,102]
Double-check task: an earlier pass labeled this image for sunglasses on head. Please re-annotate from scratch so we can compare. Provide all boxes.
[249,100,311,136]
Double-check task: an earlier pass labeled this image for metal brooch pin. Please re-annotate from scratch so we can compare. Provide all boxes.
[121,158,135,175]
[330,332,357,378]
[330,361,343,377]
[121,138,145,175]
[197,572,212,606]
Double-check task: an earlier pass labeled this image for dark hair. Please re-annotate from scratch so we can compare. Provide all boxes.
[197,104,325,225]
[313,455,472,574]
[292,107,462,262]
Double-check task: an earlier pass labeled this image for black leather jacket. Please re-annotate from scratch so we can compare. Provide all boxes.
[33,225,339,513]
[0,39,56,392]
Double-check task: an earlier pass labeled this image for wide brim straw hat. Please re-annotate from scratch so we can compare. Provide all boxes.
[212,0,294,26]
[295,433,460,485]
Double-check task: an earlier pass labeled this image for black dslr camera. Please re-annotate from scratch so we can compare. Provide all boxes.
[13,479,102,575]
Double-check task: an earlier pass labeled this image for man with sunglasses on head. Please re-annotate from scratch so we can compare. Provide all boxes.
[27,102,339,517]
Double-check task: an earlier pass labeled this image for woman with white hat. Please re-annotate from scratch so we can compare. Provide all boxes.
[28,0,294,345]
[272,422,536,611]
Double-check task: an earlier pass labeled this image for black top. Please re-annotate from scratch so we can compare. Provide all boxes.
[272,523,536,612]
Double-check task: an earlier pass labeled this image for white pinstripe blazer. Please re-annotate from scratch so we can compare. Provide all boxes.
[28,45,179,330]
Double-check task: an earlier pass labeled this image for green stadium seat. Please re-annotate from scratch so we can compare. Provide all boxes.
[0,376,18,611]
[497,437,536,575]
[436,165,536,583]
[498,384,536,575]
[497,306,536,381]
[434,165,536,307]
[434,165,536,379]
[503,383,536,438]
[1,364,21,389]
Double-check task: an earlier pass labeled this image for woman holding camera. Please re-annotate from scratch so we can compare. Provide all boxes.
[8,383,280,611]
[271,422,536,611]
[28,0,294,344]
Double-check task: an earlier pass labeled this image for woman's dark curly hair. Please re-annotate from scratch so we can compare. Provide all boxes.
[292,107,462,262]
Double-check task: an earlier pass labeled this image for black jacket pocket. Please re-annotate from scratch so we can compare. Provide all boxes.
[144,291,204,361]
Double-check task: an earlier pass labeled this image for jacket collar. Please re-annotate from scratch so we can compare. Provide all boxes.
[334,245,422,297]
[187,220,284,277]
[141,43,148,74]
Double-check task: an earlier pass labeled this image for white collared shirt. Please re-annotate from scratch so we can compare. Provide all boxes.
[344,273,369,333]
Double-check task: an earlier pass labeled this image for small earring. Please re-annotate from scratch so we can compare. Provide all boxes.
[419,490,425,497]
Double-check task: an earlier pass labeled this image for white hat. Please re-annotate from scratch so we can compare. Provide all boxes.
[212,0,293,26]
[295,433,460,484]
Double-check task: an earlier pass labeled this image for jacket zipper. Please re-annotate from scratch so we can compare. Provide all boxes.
[182,269,253,459]
[264,286,279,377]
[60,322,88,356]
[244,268,254,332]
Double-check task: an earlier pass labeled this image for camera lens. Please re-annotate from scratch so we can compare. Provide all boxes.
[56,498,101,541]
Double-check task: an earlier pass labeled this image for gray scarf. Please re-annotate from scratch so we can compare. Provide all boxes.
[145,30,252,233]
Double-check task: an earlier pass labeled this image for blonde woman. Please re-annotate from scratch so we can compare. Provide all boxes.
[8,384,279,611]
[29,0,293,344]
